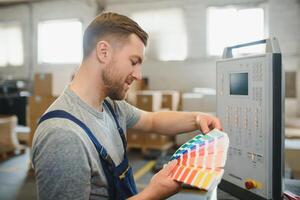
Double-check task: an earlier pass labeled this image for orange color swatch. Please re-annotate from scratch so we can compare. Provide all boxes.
[170,129,229,191]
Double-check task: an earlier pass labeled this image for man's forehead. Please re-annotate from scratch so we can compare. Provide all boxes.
[127,35,145,61]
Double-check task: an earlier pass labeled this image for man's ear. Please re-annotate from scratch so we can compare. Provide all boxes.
[96,40,111,63]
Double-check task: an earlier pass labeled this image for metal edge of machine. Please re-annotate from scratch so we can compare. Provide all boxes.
[217,38,283,200]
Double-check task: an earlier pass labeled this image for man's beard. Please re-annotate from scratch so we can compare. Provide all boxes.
[102,62,127,100]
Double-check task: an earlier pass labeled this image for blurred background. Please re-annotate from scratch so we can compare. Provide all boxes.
[0,0,299,199]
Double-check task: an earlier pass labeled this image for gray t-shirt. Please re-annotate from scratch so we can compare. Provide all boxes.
[30,87,141,200]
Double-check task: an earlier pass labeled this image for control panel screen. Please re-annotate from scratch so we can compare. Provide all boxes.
[230,73,248,95]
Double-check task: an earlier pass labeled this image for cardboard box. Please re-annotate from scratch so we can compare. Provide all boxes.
[0,115,19,149]
[29,95,57,117]
[16,125,30,145]
[145,133,173,147]
[293,171,300,179]
[28,116,40,147]
[34,73,53,96]
[28,94,56,146]
[136,91,162,111]
[126,129,146,146]
[285,149,300,171]
[131,78,148,91]
[161,90,180,111]
[126,78,149,105]
[285,117,300,129]
[285,138,300,179]
[285,127,300,139]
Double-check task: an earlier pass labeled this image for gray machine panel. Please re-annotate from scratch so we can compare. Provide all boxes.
[217,38,283,200]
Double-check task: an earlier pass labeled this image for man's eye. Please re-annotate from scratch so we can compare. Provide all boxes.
[131,61,137,66]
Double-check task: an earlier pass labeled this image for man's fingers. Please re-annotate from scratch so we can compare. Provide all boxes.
[197,115,224,133]
[197,116,210,134]
[213,117,223,131]
[162,160,178,176]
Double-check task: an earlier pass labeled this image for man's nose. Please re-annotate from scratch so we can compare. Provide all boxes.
[132,65,142,80]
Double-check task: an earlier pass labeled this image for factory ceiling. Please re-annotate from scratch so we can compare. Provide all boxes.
[0,0,102,7]
[0,0,37,6]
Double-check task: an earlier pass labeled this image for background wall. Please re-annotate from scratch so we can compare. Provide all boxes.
[107,0,300,117]
[0,0,299,116]
[30,0,97,95]
[0,0,97,95]
[0,4,31,79]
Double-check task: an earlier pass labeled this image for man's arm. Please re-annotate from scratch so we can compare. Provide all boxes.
[132,110,222,135]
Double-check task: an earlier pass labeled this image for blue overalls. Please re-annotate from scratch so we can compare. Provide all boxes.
[38,99,138,200]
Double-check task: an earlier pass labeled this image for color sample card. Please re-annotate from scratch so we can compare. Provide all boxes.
[170,129,229,191]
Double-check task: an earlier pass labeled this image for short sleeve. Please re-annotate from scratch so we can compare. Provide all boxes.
[115,100,142,128]
[31,129,91,200]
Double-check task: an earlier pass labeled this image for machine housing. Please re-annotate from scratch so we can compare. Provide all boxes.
[217,38,284,200]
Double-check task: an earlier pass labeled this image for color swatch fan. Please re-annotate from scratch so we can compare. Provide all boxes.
[170,129,229,191]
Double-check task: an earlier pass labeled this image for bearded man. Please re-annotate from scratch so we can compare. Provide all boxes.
[31,12,222,200]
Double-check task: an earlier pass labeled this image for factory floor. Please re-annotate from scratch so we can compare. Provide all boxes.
[0,148,299,200]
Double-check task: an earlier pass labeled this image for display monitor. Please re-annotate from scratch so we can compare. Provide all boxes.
[230,73,248,95]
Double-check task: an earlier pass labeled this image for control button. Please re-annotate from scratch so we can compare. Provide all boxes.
[251,154,255,161]
[257,155,263,163]
[247,152,252,160]
[245,180,257,190]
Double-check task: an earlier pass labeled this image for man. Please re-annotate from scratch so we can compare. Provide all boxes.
[31,12,222,200]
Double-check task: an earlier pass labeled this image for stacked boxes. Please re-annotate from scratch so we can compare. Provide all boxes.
[161,90,180,111]
[136,91,162,112]
[176,91,216,146]
[127,90,180,151]
[285,148,300,179]
[0,115,20,151]
[28,73,57,146]
[128,90,164,149]
[285,128,300,179]
[126,78,148,105]
[126,129,147,148]
[145,134,173,149]
[33,73,52,96]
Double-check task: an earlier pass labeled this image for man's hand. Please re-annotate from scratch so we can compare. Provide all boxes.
[196,113,223,134]
[134,160,181,200]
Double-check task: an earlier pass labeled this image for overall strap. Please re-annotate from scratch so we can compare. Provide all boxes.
[38,110,114,166]
[38,110,118,199]
[39,107,137,199]
[103,100,127,150]
[103,100,138,197]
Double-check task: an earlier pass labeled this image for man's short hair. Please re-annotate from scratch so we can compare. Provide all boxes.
[83,12,148,59]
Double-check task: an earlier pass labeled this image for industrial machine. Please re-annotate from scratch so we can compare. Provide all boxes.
[217,38,284,200]
[0,79,29,126]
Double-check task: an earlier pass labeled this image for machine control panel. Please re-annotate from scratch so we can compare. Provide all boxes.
[217,56,272,198]
[217,38,283,200]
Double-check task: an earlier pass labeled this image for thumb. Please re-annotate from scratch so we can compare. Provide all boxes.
[196,116,210,134]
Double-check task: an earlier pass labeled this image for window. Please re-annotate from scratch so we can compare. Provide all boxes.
[38,19,82,64]
[0,22,24,67]
[132,8,187,61]
[207,7,265,56]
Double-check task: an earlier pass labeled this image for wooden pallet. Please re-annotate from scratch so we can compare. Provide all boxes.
[127,142,174,155]
[0,145,26,161]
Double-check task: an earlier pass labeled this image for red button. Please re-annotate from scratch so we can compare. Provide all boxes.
[245,181,255,189]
